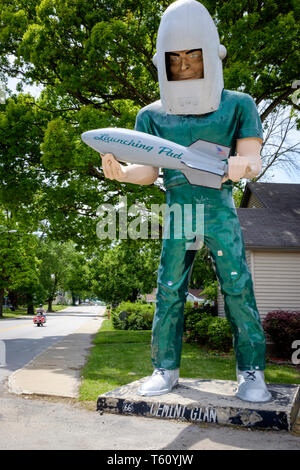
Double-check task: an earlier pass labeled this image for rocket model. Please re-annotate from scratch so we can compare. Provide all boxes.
[81,128,230,189]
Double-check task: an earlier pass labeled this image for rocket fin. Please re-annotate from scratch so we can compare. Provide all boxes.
[188,139,231,161]
[181,168,224,189]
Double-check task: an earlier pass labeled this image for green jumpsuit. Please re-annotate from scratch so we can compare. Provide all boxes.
[135,89,266,372]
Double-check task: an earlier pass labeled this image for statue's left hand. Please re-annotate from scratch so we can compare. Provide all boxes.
[222,138,262,183]
[225,154,250,182]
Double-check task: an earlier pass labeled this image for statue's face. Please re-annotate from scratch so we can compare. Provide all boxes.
[166,49,204,81]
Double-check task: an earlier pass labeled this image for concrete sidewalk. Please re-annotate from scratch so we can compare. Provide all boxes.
[8,307,104,398]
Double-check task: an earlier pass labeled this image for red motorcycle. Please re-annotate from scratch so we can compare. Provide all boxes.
[33,313,46,327]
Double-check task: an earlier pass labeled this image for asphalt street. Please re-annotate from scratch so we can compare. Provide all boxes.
[0,306,100,385]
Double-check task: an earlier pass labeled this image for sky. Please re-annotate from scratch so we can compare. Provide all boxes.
[6,77,300,184]
[261,166,300,184]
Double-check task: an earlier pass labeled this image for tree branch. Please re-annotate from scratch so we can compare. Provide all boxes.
[260,88,295,122]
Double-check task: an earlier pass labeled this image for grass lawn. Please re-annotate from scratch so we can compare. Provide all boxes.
[79,318,300,402]
[0,304,69,319]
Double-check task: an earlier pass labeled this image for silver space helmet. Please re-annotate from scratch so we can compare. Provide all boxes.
[153,0,227,115]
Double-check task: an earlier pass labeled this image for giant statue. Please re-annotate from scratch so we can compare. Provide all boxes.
[98,0,271,403]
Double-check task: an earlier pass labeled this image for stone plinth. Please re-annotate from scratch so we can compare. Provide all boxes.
[97,378,300,431]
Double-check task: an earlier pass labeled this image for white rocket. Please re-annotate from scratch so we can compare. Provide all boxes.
[81,128,229,189]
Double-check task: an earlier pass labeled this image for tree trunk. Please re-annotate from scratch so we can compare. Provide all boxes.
[48,276,57,312]
[47,298,53,313]
[26,293,34,315]
[8,291,18,311]
[27,304,34,315]
[128,288,139,303]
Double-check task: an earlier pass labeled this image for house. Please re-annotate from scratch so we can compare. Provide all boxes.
[145,288,157,303]
[218,182,300,321]
[145,288,206,305]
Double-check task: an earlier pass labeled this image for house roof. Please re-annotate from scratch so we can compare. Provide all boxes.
[188,289,207,299]
[237,182,300,249]
[240,182,300,211]
[237,208,300,249]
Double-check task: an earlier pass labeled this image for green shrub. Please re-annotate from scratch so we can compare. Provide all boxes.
[263,310,300,359]
[207,317,233,352]
[194,314,214,344]
[111,301,155,330]
[184,301,216,342]
[201,280,218,301]
[127,310,154,330]
[194,315,233,352]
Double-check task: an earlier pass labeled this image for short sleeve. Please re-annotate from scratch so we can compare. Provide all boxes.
[237,94,263,141]
[134,108,152,134]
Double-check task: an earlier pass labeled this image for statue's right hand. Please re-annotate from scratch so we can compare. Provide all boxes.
[101,153,127,182]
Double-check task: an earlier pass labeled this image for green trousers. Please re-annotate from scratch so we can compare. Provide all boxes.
[151,182,266,372]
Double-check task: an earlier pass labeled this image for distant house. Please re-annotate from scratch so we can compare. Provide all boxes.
[145,288,205,305]
[145,289,157,303]
[218,182,300,321]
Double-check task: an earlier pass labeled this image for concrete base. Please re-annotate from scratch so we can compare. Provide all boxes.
[97,378,300,431]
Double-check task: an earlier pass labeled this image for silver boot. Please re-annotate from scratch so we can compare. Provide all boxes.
[137,368,179,396]
[236,369,272,402]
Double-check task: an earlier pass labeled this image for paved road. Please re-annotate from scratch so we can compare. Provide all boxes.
[0,306,102,385]
[0,306,299,451]
[0,392,300,450]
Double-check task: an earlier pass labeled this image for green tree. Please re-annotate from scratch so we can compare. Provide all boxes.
[63,250,93,305]
[1,1,298,118]
[0,209,39,316]
[0,94,46,207]
[90,239,160,305]
[36,239,81,311]
[0,0,298,249]
[232,180,245,208]
[189,245,217,290]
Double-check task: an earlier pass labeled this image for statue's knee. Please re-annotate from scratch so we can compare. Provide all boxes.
[157,281,186,302]
[220,270,252,296]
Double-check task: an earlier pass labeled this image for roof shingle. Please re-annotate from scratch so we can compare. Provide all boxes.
[238,182,300,249]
